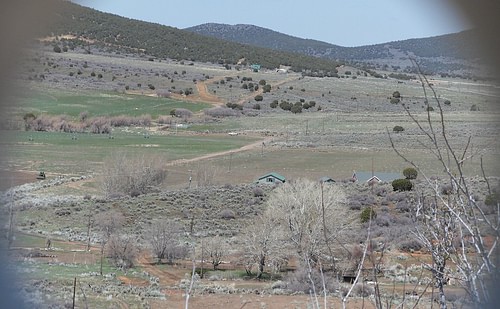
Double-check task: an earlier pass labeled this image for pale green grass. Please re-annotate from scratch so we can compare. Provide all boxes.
[1,130,259,175]
[15,88,210,118]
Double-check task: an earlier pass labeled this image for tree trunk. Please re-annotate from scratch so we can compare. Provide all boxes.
[435,259,447,309]
[257,254,265,279]
[100,245,104,276]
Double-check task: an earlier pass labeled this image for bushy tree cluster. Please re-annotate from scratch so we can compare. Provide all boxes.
[226,102,243,110]
[360,207,377,223]
[403,167,418,179]
[393,125,404,133]
[391,179,413,192]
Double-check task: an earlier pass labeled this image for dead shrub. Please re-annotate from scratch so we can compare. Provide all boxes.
[220,209,236,220]
[398,239,423,252]
[373,186,388,197]
[157,115,172,125]
[440,184,453,195]
[286,266,338,294]
[395,200,411,212]
[156,89,171,98]
[252,187,265,197]
[89,117,111,134]
[375,213,391,227]
[173,108,193,118]
[341,282,374,298]
[109,115,131,127]
[138,114,152,126]
[387,192,408,203]
[108,114,151,127]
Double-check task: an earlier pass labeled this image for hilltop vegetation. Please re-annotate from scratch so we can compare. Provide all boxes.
[41,0,341,74]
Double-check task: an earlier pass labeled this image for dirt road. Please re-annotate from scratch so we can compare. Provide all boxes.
[135,252,182,287]
[166,137,270,167]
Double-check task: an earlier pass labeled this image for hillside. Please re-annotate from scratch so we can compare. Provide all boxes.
[40,1,341,74]
[186,23,483,76]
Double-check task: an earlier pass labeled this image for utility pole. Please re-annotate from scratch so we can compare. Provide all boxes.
[200,238,204,279]
[72,277,76,309]
[86,207,92,251]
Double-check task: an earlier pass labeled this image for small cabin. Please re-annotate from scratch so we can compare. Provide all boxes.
[250,64,261,72]
[355,172,401,183]
[319,176,336,184]
[255,172,285,185]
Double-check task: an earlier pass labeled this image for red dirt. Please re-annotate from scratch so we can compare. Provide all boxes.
[118,275,149,287]
[135,252,183,287]
[0,170,38,191]
[150,294,375,309]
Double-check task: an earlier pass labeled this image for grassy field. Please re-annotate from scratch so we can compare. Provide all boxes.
[13,87,211,118]
[1,130,259,175]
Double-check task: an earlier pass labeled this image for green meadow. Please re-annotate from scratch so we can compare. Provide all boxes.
[2,130,259,175]
[15,88,210,118]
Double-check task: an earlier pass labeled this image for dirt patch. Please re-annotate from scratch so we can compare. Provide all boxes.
[118,276,149,287]
[0,170,39,191]
[195,79,226,105]
[151,293,376,309]
[136,253,183,287]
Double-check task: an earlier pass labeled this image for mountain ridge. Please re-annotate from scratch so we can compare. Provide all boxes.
[42,1,484,77]
[186,23,482,75]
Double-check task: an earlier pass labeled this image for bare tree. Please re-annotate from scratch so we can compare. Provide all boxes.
[204,235,227,270]
[264,178,355,272]
[106,233,137,272]
[146,219,188,264]
[194,163,218,187]
[94,210,126,275]
[388,63,499,307]
[101,153,167,197]
[240,214,288,278]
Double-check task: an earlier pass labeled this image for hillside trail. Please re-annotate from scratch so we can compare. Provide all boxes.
[237,74,300,105]
[168,72,240,107]
[194,77,226,105]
